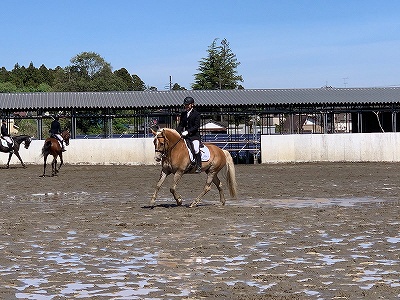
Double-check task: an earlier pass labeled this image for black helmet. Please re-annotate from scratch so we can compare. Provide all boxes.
[183,96,194,105]
[1,119,6,123]
[54,116,59,121]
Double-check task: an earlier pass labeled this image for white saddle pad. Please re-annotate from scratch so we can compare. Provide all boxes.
[1,139,13,148]
[186,144,211,162]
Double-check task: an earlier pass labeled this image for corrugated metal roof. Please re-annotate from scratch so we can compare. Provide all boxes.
[1,87,400,110]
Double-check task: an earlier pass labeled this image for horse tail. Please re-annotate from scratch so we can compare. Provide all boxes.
[223,150,237,198]
[41,140,52,157]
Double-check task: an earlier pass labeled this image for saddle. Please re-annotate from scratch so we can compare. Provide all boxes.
[183,139,210,162]
[50,134,63,147]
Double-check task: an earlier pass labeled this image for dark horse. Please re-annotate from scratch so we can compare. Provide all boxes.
[151,128,237,207]
[41,130,70,177]
[0,135,32,168]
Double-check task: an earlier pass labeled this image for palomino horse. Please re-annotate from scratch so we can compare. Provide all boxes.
[0,135,32,168]
[151,128,237,208]
[41,130,70,177]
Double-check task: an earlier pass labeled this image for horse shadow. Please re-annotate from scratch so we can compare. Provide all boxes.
[142,202,213,209]
[1,163,28,170]
[142,203,183,209]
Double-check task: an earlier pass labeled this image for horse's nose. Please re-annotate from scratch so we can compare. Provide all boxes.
[154,153,161,162]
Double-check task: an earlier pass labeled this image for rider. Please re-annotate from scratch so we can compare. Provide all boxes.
[176,96,202,173]
[49,116,66,152]
[1,119,14,154]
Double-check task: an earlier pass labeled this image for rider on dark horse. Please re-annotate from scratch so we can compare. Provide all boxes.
[1,119,14,154]
[176,96,202,173]
[49,116,66,152]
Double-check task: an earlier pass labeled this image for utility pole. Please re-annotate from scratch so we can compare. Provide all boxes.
[343,77,349,88]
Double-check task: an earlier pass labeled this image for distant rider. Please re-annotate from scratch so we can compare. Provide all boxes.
[49,116,66,151]
[1,119,14,154]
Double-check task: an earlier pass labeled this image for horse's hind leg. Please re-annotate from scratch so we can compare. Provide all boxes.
[189,172,214,208]
[212,174,226,206]
[42,155,48,177]
[51,158,57,176]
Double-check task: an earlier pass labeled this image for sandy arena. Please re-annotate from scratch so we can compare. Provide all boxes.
[1,162,399,299]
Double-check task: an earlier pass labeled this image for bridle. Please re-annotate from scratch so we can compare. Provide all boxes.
[62,130,70,146]
[154,131,182,158]
[24,137,32,149]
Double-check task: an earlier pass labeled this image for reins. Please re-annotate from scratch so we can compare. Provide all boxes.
[155,132,182,158]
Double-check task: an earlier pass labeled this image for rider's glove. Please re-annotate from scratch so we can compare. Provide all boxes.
[181,131,188,137]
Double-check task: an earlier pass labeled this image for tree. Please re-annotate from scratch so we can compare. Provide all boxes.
[90,68,127,91]
[38,64,54,86]
[0,82,17,93]
[25,62,40,87]
[132,74,146,91]
[192,38,243,90]
[0,67,10,83]
[114,68,134,90]
[70,51,111,78]
[60,52,124,92]
[171,83,186,90]
[10,63,24,88]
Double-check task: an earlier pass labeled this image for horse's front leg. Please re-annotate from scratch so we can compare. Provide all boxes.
[189,172,214,208]
[6,152,12,169]
[170,172,184,206]
[56,154,64,173]
[150,170,169,207]
[14,151,26,168]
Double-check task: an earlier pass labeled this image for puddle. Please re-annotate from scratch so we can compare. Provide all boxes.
[233,197,386,208]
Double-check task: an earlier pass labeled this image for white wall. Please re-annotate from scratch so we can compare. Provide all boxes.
[1,138,157,166]
[5,133,400,166]
[261,133,400,163]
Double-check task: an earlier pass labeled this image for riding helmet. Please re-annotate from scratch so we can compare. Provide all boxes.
[183,97,194,105]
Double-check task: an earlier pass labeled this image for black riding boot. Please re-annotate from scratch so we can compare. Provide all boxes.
[8,143,13,154]
[61,142,66,152]
[195,152,202,173]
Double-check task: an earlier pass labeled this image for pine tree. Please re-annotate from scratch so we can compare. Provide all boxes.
[192,38,243,90]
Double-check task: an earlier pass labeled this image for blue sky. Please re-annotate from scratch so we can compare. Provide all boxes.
[2,1,400,90]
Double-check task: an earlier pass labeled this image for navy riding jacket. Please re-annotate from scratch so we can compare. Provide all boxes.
[176,109,201,142]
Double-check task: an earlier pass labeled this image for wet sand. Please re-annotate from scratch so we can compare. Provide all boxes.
[1,162,399,299]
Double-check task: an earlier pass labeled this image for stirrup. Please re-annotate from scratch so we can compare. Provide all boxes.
[195,166,202,173]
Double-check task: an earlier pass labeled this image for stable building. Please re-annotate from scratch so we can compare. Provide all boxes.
[1,87,400,163]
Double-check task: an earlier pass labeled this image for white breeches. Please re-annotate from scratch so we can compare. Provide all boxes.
[55,134,64,142]
[193,140,200,154]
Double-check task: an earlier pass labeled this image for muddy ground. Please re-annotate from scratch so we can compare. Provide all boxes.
[1,162,399,299]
